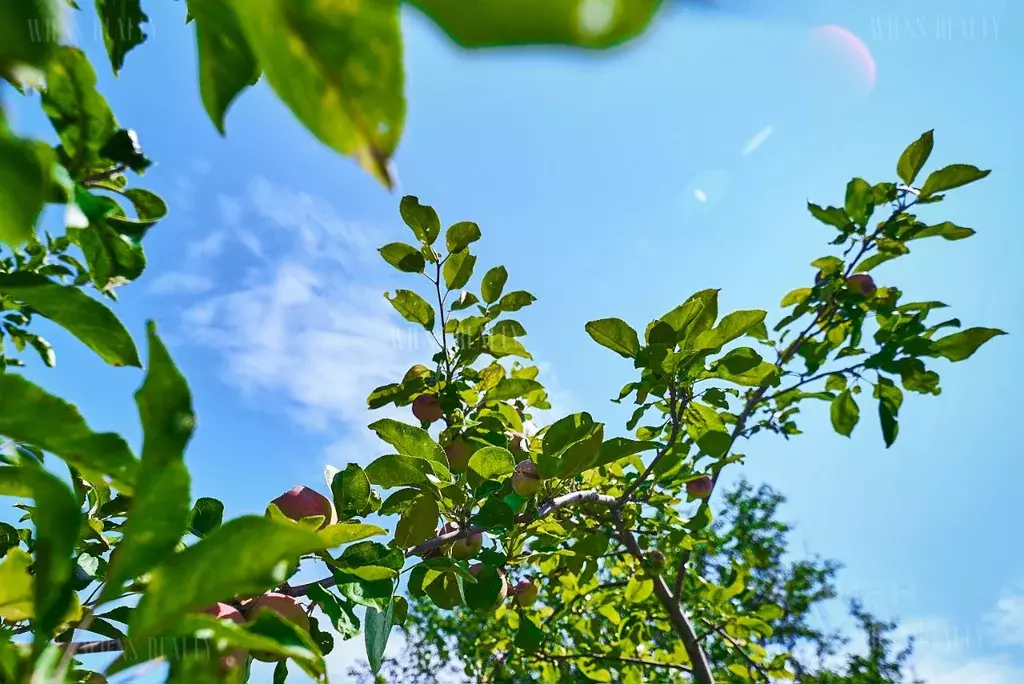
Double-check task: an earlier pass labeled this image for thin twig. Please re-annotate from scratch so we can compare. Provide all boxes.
[701,617,772,682]
[535,650,693,672]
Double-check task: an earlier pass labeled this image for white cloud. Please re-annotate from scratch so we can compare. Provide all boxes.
[218,195,243,228]
[187,231,227,262]
[148,272,215,295]
[986,592,1024,647]
[898,613,1024,684]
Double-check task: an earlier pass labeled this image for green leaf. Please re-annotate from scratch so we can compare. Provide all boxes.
[590,438,659,471]
[661,289,718,341]
[450,291,479,311]
[491,319,526,337]
[129,516,326,638]
[830,390,860,437]
[364,600,396,675]
[695,310,767,350]
[445,221,481,253]
[407,0,661,49]
[394,496,439,547]
[443,250,476,290]
[0,548,33,622]
[186,497,223,538]
[514,614,544,653]
[368,418,447,467]
[103,323,193,602]
[319,522,386,547]
[925,327,1005,362]
[94,0,149,73]
[624,577,654,603]
[73,218,147,291]
[874,377,903,448]
[897,130,934,185]
[385,289,435,330]
[584,318,640,358]
[497,290,536,313]
[0,272,141,367]
[686,502,713,531]
[226,0,403,187]
[379,242,426,273]
[365,454,451,488]
[844,177,874,227]
[467,447,515,488]
[480,266,507,304]
[807,203,852,230]
[484,334,532,360]
[307,583,360,638]
[904,221,975,242]
[0,136,50,247]
[41,47,118,177]
[713,347,763,375]
[471,497,515,530]
[824,374,847,392]
[484,378,544,402]
[399,196,441,245]
[187,0,260,134]
[0,374,137,492]
[0,466,81,641]
[328,463,371,520]
[0,0,57,69]
[920,163,991,198]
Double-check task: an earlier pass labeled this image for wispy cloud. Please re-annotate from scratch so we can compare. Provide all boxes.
[147,272,215,295]
[986,591,1024,647]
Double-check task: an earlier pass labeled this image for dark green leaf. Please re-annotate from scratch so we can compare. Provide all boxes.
[844,177,874,227]
[497,290,536,313]
[379,242,426,273]
[445,221,481,253]
[129,516,326,638]
[480,266,507,304]
[399,196,440,245]
[364,600,396,675]
[830,390,860,437]
[590,438,659,470]
[365,454,451,488]
[307,583,360,639]
[385,290,435,330]
[0,374,137,492]
[443,250,476,290]
[904,221,975,242]
[368,418,447,467]
[491,319,526,337]
[394,496,438,547]
[450,291,479,311]
[874,377,902,448]
[897,130,934,185]
[925,327,1005,362]
[920,163,991,198]
[514,614,544,653]
[407,0,661,49]
[0,467,80,643]
[98,128,151,173]
[187,0,260,134]
[0,0,57,69]
[186,497,223,538]
[94,0,149,73]
[328,463,371,520]
[227,0,403,186]
[807,203,851,230]
[0,272,141,367]
[73,219,147,291]
[0,136,50,247]
[484,378,544,402]
[661,289,718,341]
[471,497,515,530]
[102,323,193,601]
[714,347,762,375]
[584,318,640,358]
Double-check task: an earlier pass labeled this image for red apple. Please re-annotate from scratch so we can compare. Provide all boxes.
[269,486,336,529]
[846,272,877,297]
[511,460,541,498]
[247,592,310,662]
[200,603,246,671]
[514,579,539,607]
[686,476,713,499]
[412,394,444,423]
[445,439,472,472]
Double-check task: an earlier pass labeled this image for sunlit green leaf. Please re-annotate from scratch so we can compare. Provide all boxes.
[379,242,426,273]
[481,266,507,304]
[830,390,860,437]
[920,163,991,198]
[385,290,435,330]
[443,250,476,290]
[585,318,640,358]
[445,221,481,253]
[897,130,933,185]
[925,327,1004,362]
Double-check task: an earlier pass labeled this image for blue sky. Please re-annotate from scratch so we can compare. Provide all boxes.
[8,0,1023,680]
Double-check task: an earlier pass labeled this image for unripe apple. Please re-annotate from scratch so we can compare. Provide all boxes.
[445,439,472,472]
[412,394,444,423]
[846,272,877,297]
[247,593,310,662]
[514,579,539,607]
[470,564,508,610]
[200,602,246,670]
[511,460,541,498]
[269,486,336,529]
[451,529,484,560]
[686,476,713,499]
[648,550,667,571]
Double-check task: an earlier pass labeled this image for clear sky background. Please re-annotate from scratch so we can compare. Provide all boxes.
[8,0,1023,681]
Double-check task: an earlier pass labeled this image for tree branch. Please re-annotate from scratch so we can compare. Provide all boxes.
[535,650,692,672]
[617,385,686,504]
[701,617,772,682]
